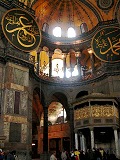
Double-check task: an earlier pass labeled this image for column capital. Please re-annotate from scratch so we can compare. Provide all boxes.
[78,130,82,136]
[74,129,78,133]
[37,47,42,54]
[87,48,93,55]
[62,53,67,59]
[75,51,81,57]
[89,127,94,131]
[49,51,53,57]
[113,126,119,130]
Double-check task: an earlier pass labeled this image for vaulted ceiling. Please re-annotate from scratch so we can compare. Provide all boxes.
[32,0,119,36]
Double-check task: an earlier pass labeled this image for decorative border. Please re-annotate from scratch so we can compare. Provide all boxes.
[97,0,114,10]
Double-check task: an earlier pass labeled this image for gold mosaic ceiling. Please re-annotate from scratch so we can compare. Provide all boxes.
[32,0,118,36]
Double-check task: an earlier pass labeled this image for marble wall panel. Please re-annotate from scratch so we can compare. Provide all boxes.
[0,67,2,83]
[4,89,14,114]
[3,122,10,142]
[13,68,29,87]
[5,66,13,83]
[21,124,27,143]
[20,92,28,116]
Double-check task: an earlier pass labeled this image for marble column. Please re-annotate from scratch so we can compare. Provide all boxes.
[80,132,83,150]
[90,127,94,150]
[62,53,67,78]
[75,133,78,150]
[69,106,75,150]
[43,105,48,152]
[37,49,40,74]
[118,132,120,156]
[82,134,86,152]
[75,52,81,76]
[114,127,119,158]
[49,52,53,77]
[61,138,63,151]
[40,103,50,160]
[88,48,95,76]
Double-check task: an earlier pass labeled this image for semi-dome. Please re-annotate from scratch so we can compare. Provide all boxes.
[32,0,116,37]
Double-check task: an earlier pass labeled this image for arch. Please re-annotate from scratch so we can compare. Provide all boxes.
[42,23,49,33]
[67,27,76,38]
[76,90,88,99]
[53,26,61,37]
[80,22,88,34]
[46,90,71,121]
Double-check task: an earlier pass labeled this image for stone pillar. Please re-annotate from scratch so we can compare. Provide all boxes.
[90,127,94,150]
[69,106,75,150]
[61,138,63,151]
[118,131,120,156]
[79,132,83,150]
[62,53,67,78]
[88,48,95,76]
[49,52,53,77]
[82,134,86,152]
[75,52,81,76]
[75,133,78,150]
[113,127,119,158]
[37,48,41,75]
[40,103,50,160]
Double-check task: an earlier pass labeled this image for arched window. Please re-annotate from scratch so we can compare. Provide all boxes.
[42,23,49,33]
[80,23,88,34]
[67,27,76,38]
[53,27,61,37]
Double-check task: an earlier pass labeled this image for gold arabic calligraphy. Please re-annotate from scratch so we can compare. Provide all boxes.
[95,29,120,56]
[5,13,39,47]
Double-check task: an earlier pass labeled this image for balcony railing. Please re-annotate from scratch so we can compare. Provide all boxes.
[0,47,35,64]
[0,47,120,83]
[34,62,120,83]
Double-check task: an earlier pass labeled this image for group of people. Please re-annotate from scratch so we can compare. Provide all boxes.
[50,148,118,160]
[0,149,17,160]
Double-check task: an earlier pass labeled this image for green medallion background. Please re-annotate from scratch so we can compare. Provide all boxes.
[91,26,120,62]
[2,8,41,52]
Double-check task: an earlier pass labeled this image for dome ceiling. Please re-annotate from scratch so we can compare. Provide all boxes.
[32,0,117,36]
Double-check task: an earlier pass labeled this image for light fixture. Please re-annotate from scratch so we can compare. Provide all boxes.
[100,131,106,134]
[32,143,35,146]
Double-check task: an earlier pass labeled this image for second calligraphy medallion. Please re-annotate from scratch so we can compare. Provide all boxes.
[91,26,120,62]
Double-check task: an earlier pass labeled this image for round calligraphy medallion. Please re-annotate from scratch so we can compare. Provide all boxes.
[91,26,120,62]
[1,8,41,52]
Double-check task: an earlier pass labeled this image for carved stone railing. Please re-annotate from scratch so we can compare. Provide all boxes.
[0,46,120,83]
[0,47,35,64]
[36,62,120,83]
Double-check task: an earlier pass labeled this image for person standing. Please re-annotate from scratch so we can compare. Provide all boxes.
[0,149,4,160]
[50,151,57,160]
[74,149,80,160]
[6,151,15,160]
[61,150,67,160]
